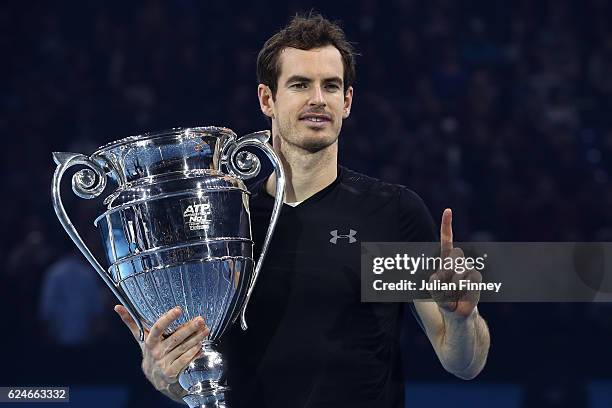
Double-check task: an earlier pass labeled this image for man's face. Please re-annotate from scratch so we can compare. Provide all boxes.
[259,45,353,153]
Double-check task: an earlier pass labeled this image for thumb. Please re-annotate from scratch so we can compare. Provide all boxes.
[114,305,145,342]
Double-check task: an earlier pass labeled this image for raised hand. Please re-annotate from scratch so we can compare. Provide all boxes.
[428,208,481,318]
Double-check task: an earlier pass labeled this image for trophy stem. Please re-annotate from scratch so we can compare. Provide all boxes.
[179,341,229,408]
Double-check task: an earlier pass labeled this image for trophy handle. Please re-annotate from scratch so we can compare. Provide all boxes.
[222,131,285,330]
[51,152,146,341]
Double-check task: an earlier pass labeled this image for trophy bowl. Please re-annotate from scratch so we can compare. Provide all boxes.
[51,127,284,407]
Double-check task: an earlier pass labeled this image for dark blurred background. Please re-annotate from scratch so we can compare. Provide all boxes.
[1,0,612,407]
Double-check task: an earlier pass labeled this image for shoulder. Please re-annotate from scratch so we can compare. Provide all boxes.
[339,167,436,241]
[339,166,425,204]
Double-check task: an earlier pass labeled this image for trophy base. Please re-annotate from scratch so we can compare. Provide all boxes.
[182,387,228,408]
[180,342,230,407]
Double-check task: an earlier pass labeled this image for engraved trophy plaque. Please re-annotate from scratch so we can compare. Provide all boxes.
[51,127,285,407]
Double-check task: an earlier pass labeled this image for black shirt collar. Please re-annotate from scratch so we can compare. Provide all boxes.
[251,166,344,209]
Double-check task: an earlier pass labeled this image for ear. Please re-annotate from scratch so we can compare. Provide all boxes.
[343,86,354,119]
[258,84,275,119]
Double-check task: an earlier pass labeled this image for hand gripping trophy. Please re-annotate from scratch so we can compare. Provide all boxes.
[51,127,285,407]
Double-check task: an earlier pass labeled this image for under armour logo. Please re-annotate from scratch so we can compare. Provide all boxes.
[330,229,357,244]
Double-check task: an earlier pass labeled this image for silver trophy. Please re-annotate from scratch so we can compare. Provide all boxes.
[51,127,284,407]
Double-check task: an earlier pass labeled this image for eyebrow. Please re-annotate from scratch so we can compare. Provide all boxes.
[285,75,344,86]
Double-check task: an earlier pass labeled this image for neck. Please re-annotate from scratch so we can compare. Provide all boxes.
[265,131,338,203]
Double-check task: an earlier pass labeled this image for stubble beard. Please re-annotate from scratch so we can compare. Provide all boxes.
[278,119,340,154]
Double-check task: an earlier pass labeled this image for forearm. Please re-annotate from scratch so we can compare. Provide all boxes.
[436,308,490,379]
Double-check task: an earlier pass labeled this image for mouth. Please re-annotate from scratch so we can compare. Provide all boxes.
[299,113,332,127]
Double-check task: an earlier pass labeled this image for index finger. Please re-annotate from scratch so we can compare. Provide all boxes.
[440,208,453,257]
[148,306,182,345]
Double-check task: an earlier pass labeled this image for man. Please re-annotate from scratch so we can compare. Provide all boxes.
[115,13,490,407]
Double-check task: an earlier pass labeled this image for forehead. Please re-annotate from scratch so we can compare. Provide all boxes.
[277,45,344,81]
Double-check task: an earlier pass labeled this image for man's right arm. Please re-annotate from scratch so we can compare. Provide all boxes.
[114,305,209,402]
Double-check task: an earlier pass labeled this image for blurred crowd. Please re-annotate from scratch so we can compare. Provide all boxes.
[2,0,612,406]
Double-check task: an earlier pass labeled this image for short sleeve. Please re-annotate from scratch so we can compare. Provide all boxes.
[397,187,437,242]
[397,188,438,332]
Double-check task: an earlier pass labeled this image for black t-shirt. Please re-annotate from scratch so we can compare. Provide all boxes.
[221,166,437,408]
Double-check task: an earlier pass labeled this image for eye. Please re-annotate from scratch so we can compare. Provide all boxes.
[291,83,307,89]
[325,83,341,92]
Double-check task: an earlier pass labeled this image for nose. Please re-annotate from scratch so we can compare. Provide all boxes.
[308,85,326,107]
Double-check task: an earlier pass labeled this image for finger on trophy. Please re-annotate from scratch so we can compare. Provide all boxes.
[168,343,203,376]
[147,307,183,347]
[114,304,149,342]
[164,328,209,364]
[162,316,208,354]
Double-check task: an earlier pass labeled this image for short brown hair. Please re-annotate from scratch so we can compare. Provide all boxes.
[257,13,357,97]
